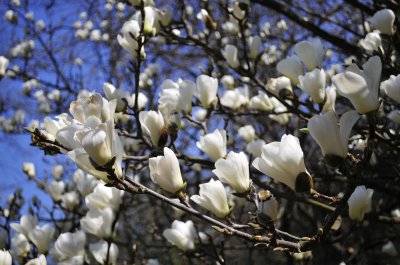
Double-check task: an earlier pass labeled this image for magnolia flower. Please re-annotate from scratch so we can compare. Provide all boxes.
[159,80,195,115]
[196,129,227,161]
[61,191,80,210]
[28,224,55,253]
[294,38,325,70]
[103,83,127,112]
[249,92,274,111]
[11,215,38,238]
[359,31,382,53]
[222,45,240,68]
[368,9,395,35]
[163,220,197,251]
[221,75,235,89]
[252,134,313,192]
[69,93,116,124]
[381,241,398,256]
[238,125,256,142]
[269,98,291,125]
[322,86,337,112]
[52,164,63,180]
[308,110,359,164]
[220,86,249,110]
[298,69,326,104]
[129,92,148,110]
[22,162,35,179]
[72,169,99,196]
[85,184,124,212]
[25,255,46,265]
[11,233,30,258]
[267,76,293,99]
[381,74,400,104]
[257,195,278,221]
[118,20,144,58]
[348,185,373,221]
[54,230,86,261]
[213,151,250,193]
[246,139,266,157]
[0,56,9,78]
[81,207,115,238]
[276,55,304,85]
[0,250,12,265]
[248,36,262,59]
[195,75,218,109]
[139,110,165,146]
[332,56,381,114]
[149,147,184,194]
[46,181,65,201]
[191,179,231,218]
[89,240,119,265]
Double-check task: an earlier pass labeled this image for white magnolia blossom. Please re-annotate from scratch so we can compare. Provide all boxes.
[220,86,249,110]
[89,240,119,265]
[332,56,382,114]
[11,215,38,238]
[28,224,55,254]
[359,30,382,53]
[118,20,144,58]
[163,220,197,251]
[52,164,63,180]
[381,241,398,256]
[308,110,360,161]
[368,9,395,35]
[213,151,250,193]
[269,98,290,125]
[294,38,325,70]
[5,10,17,23]
[267,76,293,98]
[25,254,47,265]
[53,230,86,262]
[46,180,65,201]
[257,196,278,221]
[238,125,256,142]
[191,179,231,218]
[248,36,262,59]
[73,169,99,196]
[195,75,218,109]
[129,92,148,110]
[322,86,337,112]
[139,110,165,146]
[348,185,374,221]
[11,233,30,258]
[22,162,35,178]
[249,91,275,111]
[298,68,326,104]
[0,250,12,265]
[149,147,184,194]
[196,129,227,161]
[277,55,304,85]
[221,75,235,89]
[252,134,312,192]
[81,207,115,238]
[159,79,195,115]
[61,191,80,210]
[222,44,240,68]
[381,74,400,104]
[0,56,9,77]
[85,184,124,212]
[103,83,128,112]
[246,139,266,157]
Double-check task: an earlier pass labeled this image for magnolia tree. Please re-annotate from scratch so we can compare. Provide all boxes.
[0,0,400,264]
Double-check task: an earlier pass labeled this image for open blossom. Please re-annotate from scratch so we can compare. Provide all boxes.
[28,224,55,253]
[381,74,400,104]
[252,134,313,192]
[359,31,382,53]
[53,230,86,262]
[276,55,304,85]
[267,76,293,99]
[308,110,360,163]
[249,92,274,111]
[73,169,99,196]
[222,44,240,68]
[90,240,119,265]
[118,20,144,58]
[238,125,256,142]
[368,9,395,35]
[246,139,266,157]
[46,180,65,201]
[213,151,250,193]
[348,185,373,221]
[11,233,30,258]
[85,184,124,212]
[196,129,227,161]
[25,254,46,265]
[294,38,325,71]
[298,69,326,104]
[163,220,197,251]
[139,110,165,146]
[0,250,12,265]
[159,79,195,115]
[191,179,231,218]
[103,83,128,112]
[11,215,38,238]
[80,207,115,238]
[149,147,184,194]
[332,56,381,114]
[195,75,218,109]
[220,86,249,110]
